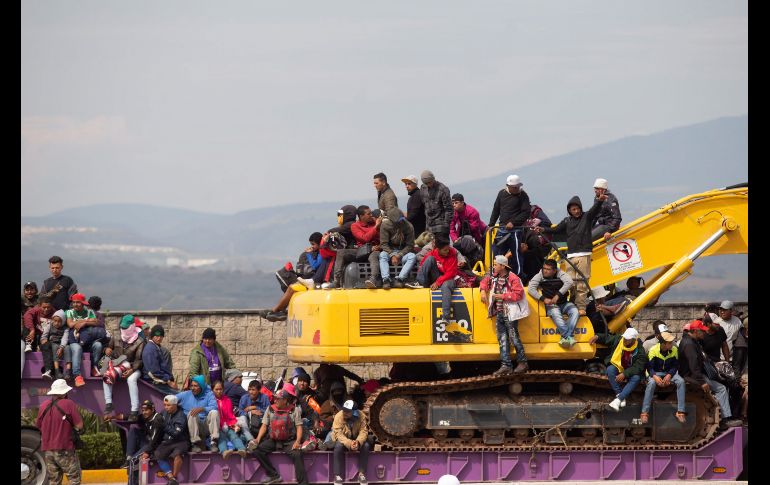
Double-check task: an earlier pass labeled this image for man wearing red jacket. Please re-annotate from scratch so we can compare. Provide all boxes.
[480,255,529,375]
[407,234,459,327]
[331,205,382,288]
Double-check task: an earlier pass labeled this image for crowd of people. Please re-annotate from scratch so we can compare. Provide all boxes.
[24,171,747,485]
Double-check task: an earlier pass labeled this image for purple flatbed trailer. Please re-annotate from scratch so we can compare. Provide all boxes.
[21,353,746,483]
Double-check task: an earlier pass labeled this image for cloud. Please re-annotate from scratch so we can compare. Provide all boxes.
[21,115,131,146]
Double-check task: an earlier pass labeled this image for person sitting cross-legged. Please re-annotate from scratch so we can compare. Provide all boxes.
[527,259,579,348]
[589,327,647,411]
[212,380,248,458]
[641,331,686,424]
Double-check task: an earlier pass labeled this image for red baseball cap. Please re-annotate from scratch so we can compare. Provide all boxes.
[685,319,708,332]
[70,293,87,303]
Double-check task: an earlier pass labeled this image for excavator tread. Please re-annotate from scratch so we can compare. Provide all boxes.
[364,370,721,452]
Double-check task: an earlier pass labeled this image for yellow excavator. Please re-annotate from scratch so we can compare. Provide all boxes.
[286,184,747,450]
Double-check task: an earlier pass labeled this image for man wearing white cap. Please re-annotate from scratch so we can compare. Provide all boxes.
[641,330,686,424]
[330,400,371,485]
[401,175,426,236]
[488,174,532,279]
[589,327,648,411]
[590,178,622,241]
[36,379,84,485]
[643,320,671,353]
[707,300,742,358]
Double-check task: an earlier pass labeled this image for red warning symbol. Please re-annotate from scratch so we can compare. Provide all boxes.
[611,242,633,262]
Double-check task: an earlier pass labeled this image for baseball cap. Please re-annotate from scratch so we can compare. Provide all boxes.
[141,399,155,409]
[719,300,734,310]
[70,293,87,303]
[593,178,608,189]
[506,174,522,186]
[686,320,708,332]
[163,395,178,405]
[621,327,639,340]
[493,255,511,268]
[24,281,37,290]
[659,331,675,342]
[401,175,418,185]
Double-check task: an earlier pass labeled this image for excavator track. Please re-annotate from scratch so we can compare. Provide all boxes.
[364,370,721,452]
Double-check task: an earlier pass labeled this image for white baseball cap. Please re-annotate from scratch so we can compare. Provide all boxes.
[164,394,178,405]
[591,286,610,299]
[622,327,639,340]
[506,174,522,186]
[401,175,418,185]
[593,178,608,189]
[719,300,734,310]
[494,255,511,268]
[343,399,357,411]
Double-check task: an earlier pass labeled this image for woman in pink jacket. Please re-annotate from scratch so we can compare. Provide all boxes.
[212,381,248,458]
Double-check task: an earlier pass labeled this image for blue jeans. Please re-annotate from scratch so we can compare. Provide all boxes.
[705,376,732,419]
[546,302,579,339]
[495,312,526,367]
[218,426,246,453]
[606,365,641,400]
[642,372,685,413]
[379,251,416,281]
[66,341,104,377]
[417,256,456,320]
[493,228,523,278]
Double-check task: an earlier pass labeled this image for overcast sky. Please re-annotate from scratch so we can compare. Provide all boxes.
[21,1,747,217]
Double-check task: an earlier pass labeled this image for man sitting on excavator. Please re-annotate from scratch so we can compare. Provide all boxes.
[589,327,647,412]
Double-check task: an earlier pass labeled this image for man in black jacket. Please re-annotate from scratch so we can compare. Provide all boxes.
[677,320,742,428]
[488,175,532,279]
[419,170,452,237]
[146,395,190,485]
[124,400,164,468]
[40,256,78,311]
[537,193,606,315]
[591,178,622,241]
[401,175,426,236]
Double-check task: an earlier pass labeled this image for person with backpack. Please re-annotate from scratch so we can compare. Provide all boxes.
[248,386,309,485]
[36,379,84,485]
[535,193,607,315]
[331,400,371,485]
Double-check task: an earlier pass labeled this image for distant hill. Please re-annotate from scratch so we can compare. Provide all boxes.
[21,115,747,306]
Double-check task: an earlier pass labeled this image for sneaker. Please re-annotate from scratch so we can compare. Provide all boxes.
[104,403,114,414]
[620,399,627,408]
[191,443,203,453]
[74,375,85,387]
[513,361,529,373]
[405,281,423,289]
[261,475,282,485]
[364,278,377,289]
[492,365,513,376]
[382,279,391,290]
[209,439,219,452]
[167,477,179,485]
[721,418,743,428]
[266,310,287,322]
[558,337,568,348]
[392,278,405,289]
[128,411,139,422]
[567,336,576,347]
[25,342,33,352]
[358,472,368,485]
[222,449,234,459]
[247,440,259,452]
[297,277,315,289]
[41,370,53,381]
[54,368,64,380]
[237,449,248,458]
[321,282,333,290]
[256,309,271,318]
[334,475,344,485]
[608,398,621,412]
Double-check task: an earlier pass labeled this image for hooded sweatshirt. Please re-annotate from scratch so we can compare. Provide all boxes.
[542,196,604,255]
[176,376,218,420]
[450,203,487,244]
[319,381,347,428]
[326,205,358,247]
[380,207,416,256]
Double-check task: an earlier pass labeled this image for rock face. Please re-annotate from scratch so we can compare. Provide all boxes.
[105,302,747,385]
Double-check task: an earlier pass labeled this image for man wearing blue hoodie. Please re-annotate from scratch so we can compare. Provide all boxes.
[175,375,220,452]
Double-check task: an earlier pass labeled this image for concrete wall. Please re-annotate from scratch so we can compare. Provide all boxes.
[105,302,747,385]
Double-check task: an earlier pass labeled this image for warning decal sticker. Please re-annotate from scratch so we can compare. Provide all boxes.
[606,238,643,275]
